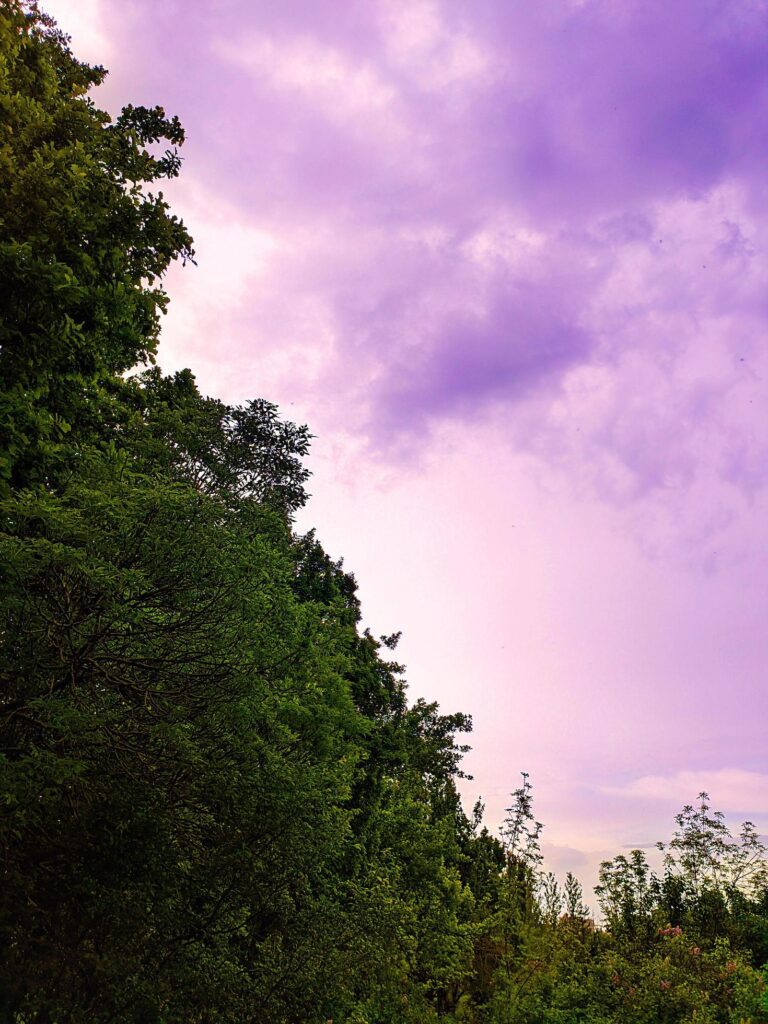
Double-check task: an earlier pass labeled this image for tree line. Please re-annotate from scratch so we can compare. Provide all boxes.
[1,5,766,1021]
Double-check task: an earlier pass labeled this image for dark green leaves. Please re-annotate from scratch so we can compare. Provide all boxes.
[0,2,193,494]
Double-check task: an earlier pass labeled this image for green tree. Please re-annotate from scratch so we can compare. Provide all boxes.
[0,7,481,1020]
[0,0,193,494]
[120,367,312,517]
[0,467,360,1020]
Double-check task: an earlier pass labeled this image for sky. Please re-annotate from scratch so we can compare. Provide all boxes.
[48,0,768,897]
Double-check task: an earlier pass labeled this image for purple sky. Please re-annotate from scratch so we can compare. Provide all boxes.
[50,0,768,897]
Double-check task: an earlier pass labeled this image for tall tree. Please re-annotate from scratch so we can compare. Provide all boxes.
[0,0,192,493]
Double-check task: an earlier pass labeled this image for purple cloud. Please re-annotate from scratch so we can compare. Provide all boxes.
[48,0,768,514]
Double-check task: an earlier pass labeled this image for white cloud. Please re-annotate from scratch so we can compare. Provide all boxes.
[378,0,492,90]
[215,33,397,122]
[43,0,113,63]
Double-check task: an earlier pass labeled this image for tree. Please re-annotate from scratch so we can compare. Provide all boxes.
[659,792,768,904]
[0,465,363,1020]
[121,367,312,517]
[596,849,661,942]
[0,1,193,494]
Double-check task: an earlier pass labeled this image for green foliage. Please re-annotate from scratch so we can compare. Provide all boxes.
[486,928,765,1024]
[119,367,312,517]
[0,0,193,493]
[1,5,766,1022]
[463,781,767,1024]
[1,469,356,1018]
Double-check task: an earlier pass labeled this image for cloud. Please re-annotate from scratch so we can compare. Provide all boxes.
[44,0,114,63]
[215,34,398,124]
[607,770,768,816]
[87,0,768,549]
[540,842,590,873]
[205,1,767,493]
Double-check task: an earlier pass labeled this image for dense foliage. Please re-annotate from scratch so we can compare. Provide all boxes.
[1,4,766,1021]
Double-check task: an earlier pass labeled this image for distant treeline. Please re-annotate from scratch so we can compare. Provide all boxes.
[0,5,766,1021]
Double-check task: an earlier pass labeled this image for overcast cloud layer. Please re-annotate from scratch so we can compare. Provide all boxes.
[50,0,768,889]
[117,0,766,552]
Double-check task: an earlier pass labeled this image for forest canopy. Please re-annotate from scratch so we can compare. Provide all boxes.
[0,4,766,1022]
